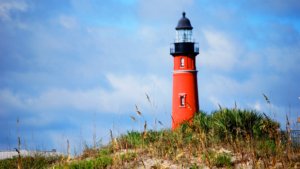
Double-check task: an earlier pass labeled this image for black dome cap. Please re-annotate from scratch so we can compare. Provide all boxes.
[175,12,193,30]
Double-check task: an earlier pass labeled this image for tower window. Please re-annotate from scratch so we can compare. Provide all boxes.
[179,94,186,107]
[180,58,184,67]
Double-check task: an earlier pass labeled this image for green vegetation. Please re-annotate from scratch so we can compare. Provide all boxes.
[1,108,299,168]
[116,108,298,168]
[55,156,112,169]
[120,152,137,162]
[0,154,63,169]
[213,153,232,168]
[54,148,113,169]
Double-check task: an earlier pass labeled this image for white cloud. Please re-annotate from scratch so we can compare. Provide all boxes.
[253,101,262,111]
[0,73,171,152]
[265,46,300,73]
[59,15,78,29]
[0,74,171,115]
[201,30,240,71]
[0,89,24,111]
[0,0,27,21]
[92,73,171,113]
[201,75,255,98]
[207,96,221,109]
[198,73,270,112]
[138,0,194,21]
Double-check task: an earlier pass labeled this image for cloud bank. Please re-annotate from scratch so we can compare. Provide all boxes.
[0,0,299,153]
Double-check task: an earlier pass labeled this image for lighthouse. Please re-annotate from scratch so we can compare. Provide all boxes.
[170,12,199,129]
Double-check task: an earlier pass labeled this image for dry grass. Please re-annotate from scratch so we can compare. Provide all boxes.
[50,108,298,169]
[4,107,299,168]
[4,96,300,168]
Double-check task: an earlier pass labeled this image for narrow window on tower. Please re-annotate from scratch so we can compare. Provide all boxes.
[179,94,186,107]
[180,58,184,68]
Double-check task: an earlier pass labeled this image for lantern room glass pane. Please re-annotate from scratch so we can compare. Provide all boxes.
[176,30,193,42]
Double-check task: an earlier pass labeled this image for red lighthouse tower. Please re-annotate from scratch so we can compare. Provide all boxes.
[170,12,199,129]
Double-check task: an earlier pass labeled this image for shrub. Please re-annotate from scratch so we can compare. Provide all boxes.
[119,131,143,148]
[95,156,113,168]
[193,111,212,134]
[68,160,94,169]
[213,153,232,168]
[120,152,137,162]
[0,155,63,169]
[61,156,112,169]
[98,148,111,156]
[256,139,276,158]
[144,130,162,144]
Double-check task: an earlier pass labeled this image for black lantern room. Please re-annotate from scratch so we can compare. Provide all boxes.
[170,12,199,56]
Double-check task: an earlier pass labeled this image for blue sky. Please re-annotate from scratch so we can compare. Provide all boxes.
[0,0,300,154]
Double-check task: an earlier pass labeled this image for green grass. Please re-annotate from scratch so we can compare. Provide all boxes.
[120,152,137,162]
[213,153,232,168]
[3,108,298,168]
[54,148,113,169]
[0,155,63,169]
[114,108,293,168]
